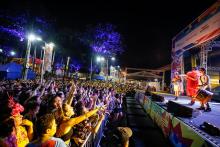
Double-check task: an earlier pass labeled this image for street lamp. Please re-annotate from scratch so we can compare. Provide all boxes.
[90,55,93,81]
[106,56,115,81]
[111,57,115,61]
[23,33,41,80]
[10,51,16,56]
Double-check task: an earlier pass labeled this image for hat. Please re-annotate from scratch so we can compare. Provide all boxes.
[117,127,133,138]
[8,94,24,116]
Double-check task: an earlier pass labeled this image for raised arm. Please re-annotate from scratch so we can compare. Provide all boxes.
[65,81,76,105]
[66,108,99,127]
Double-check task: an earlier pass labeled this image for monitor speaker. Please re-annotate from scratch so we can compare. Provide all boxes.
[167,100,193,117]
[145,90,152,96]
[151,94,164,102]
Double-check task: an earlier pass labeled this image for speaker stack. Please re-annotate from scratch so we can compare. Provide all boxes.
[167,100,193,117]
[145,90,152,96]
[151,94,164,102]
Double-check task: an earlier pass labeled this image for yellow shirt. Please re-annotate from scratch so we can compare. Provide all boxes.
[16,126,29,147]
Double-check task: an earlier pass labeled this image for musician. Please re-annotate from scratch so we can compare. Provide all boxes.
[172,71,182,100]
[198,67,211,111]
[185,67,200,105]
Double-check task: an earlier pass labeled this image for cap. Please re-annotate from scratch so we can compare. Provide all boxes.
[117,127,133,138]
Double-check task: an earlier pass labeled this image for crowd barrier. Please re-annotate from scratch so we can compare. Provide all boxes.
[81,108,110,147]
[135,91,219,147]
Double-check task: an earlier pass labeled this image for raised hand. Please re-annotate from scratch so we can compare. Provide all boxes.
[22,119,33,127]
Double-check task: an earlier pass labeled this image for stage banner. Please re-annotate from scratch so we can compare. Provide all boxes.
[44,45,53,72]
[150,102,173,137]
[137,93,146,105]
[172,1,220,53]
[135,91,145,103]
[169,117,208,147]
[142,96,152,114]
[171,1,220,77]
[161,111,173,137]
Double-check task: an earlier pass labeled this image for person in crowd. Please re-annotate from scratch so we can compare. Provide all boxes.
[23,101,40,126]
[113,94,123,121]
[49,95,63,112]
[55,103,101,145]
[197,67,212,111]
[26,113,66,147]
[8,95,34,147]
[172,71,182,100]
[0,118,17,147]
[103,127,132,147]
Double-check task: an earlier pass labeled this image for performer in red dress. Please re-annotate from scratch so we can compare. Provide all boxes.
[185,67,200,105]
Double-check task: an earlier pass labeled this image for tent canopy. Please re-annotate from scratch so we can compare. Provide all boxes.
[0,62,22,72]
[0,62,36,80]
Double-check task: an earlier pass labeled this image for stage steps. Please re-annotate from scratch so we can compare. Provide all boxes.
[125,96,171,147]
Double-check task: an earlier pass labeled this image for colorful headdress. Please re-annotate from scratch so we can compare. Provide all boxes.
[7,93,24,116]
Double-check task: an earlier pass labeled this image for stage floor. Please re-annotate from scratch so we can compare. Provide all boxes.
[155,93,220,144]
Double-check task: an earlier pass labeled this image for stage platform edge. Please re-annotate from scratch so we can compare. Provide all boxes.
[135,91,220,147]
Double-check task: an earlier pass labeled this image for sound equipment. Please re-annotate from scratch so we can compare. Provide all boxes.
[145,90,152,96]
[167,100,193,117]
[200,122,220,136]
[151,94,164,102]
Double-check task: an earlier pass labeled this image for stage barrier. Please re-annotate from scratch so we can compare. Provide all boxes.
[135,91,218,147]
[81,115,108,147]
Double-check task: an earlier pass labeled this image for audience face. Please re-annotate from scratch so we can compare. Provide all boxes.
[13,114,23,126]
[52,96,62,109]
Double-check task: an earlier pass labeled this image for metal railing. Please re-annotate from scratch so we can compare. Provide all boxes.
[81,115,108,147]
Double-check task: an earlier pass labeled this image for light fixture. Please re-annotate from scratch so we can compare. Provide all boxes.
[10,51,16,56]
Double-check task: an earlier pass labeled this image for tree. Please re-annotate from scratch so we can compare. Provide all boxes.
[79,23,124,56]
[0,11,55,58]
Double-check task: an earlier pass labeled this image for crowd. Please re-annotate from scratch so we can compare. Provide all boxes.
[0,78,135,147]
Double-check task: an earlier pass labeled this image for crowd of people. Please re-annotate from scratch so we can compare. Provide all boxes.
[0,78,135,147]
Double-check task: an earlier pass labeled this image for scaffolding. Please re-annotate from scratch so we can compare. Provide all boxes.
[200,40,214,73]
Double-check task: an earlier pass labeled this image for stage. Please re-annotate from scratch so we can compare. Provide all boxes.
[135,91,220,147]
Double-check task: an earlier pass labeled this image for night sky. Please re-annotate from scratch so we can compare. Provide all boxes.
[0,0,217,70]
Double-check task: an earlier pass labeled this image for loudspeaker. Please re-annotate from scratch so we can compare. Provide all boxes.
[145,90,152,96]
[200,122,220,136]
[151,94,164,102]
[167,100,193,117]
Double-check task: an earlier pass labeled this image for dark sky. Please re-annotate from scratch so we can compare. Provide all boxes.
[0,0,217,69]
